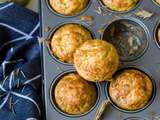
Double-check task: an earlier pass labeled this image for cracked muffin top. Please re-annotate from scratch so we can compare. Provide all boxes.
[74,39,119,82]
[54,73,97,115]
[109,69,153,111]
[49,0,90,16]
[51,24,92,63]
[101,0,139,12]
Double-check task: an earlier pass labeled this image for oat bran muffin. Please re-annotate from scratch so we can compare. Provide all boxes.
[109,69,153,110]
[51,24,92,63]
[74,39,119,82]
[54,73,97,115]
[101,0,139,12]
[49,0,90,16]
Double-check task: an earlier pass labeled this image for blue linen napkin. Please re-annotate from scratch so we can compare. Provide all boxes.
[0,2,42,120]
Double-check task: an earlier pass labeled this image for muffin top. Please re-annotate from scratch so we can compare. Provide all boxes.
[101,0,139,12]
[49,0,89,16]
[109,69,153,111]
[54,73,97,115]
[74,39,119,82]
[51,24,92,63]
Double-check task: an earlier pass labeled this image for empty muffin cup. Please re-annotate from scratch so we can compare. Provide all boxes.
[105,68,155,113]
[99,0,141,13]
[154,21,160,48]
[46,23,94,65]
[50,71,100,117]
[47,0,91,17]
[102,18,149,61]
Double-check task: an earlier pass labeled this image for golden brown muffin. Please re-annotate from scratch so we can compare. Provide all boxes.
[101,0,139,12]
[109,69,153,111]
[74,39,119,82]
[54,73,97,115]
[49,0,89,16]
[51,24,92,63]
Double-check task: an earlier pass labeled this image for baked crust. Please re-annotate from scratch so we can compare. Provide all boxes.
[109,69,153,110]
[101,0,139,12]
[49,0,89,15]
[54,73,97,115]
[51,24,92,63]
[74,39,119,82]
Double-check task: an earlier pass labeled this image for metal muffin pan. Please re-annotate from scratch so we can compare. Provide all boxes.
[40,0,160,119]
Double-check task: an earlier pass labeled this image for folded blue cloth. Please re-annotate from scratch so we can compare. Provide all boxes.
[0,2,42,120]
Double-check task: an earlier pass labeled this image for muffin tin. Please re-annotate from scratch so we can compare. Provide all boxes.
[40,0,160,119]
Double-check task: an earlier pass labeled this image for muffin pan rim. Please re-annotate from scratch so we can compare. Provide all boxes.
[49,70,101,118]
[123,117,147,120]
[98,0,143,14]
[45,0,92,18]
[104,66,156,113]
[101,17,150,62]
[154,20,160,49]
[46,22,96,66]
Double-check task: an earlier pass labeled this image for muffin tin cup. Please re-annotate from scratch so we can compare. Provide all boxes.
[45,0,92,18]
[154,20,160,49]
[105,67,156,114]
[102,18,150,62]
[49,70,101,118]
[45,22,96,66]
[98,0,143,14]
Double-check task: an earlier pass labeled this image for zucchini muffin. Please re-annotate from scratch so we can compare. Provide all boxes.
[74,39,119,82]
[54,73,97,115]
[49,0,90,16]
[109,69,153,111]
[101,0,139,12]
[51,24,92,63]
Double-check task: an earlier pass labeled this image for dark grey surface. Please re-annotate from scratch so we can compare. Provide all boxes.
[40,0,160,119]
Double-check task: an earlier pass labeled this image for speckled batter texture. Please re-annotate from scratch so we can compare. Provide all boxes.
[102,0,139,12]
[51,24,92,63]
[109,69,153,110]
[54,73,97,115]
[49,0,89,15]
[74,39,119,82]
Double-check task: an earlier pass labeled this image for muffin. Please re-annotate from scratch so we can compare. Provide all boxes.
[54,73,97,115]
[74,39,119,82]
[101,0,139,12]
[49,0,89,16]
[109,69,153,111]
[51,24,92,63]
